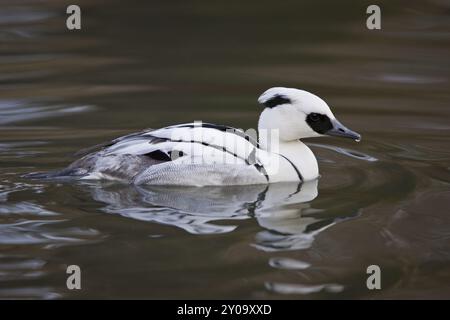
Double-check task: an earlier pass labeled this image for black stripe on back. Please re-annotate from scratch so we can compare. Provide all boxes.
[161,138,252,165]
[174,123,260,148]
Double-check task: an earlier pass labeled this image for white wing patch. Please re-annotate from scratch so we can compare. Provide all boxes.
[103,123,260,166]
[146,124,258,161]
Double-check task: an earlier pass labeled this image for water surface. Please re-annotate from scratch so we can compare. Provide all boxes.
[1,0,450,299]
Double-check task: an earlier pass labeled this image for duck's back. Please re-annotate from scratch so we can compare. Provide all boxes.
[31,123,275,186]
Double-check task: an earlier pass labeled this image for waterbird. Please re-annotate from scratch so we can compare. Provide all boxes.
[27,87,361,186]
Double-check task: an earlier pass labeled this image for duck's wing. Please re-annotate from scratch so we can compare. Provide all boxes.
[101,122,262,166]
[72,128,155,157]
[91,122,270,184]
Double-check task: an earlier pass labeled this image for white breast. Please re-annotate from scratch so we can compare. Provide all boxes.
[276,141,319,181]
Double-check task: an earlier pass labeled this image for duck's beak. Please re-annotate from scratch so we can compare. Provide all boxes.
[326,118,361,142]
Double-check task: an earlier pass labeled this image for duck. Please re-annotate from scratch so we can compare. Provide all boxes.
[29,87,361,186]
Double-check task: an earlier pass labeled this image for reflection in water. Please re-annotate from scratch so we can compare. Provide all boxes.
[0,201,57,215]
[88,181,318,235]
[0,219,100,246]
[87,179,352,294]
[268,257,310,270]
[0,182,102,247]
[86,179,356,253]
[265,282,344,295]
[308,143,378,162]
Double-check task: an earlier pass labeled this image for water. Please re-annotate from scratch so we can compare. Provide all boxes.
[0,0,449,299]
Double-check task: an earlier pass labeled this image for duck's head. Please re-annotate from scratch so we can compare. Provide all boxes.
[257,87,361,142]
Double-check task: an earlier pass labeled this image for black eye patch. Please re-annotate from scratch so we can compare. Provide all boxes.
[306,113,332,134]
[262,95,291,108]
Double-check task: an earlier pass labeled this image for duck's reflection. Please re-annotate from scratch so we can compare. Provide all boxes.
[85,179,354,251]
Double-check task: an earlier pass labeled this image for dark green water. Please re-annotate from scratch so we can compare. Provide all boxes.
[0,0,449,299]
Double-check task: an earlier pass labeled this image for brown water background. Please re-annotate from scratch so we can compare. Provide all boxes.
[0,0,449,299]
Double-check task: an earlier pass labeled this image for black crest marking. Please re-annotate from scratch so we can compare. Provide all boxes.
[306,113,333,134]
[262,95,291,108]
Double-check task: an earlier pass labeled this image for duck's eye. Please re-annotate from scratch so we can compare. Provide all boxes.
[309,113,320,122]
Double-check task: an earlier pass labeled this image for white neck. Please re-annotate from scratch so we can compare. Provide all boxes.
[258,115,319,181]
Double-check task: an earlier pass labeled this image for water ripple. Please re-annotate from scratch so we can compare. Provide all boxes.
[265,282,344,295]
[0,287,61,299]
[0,219,101,246]
[0,256,47,282]
[308,143,378,162]
[252,222,335,252]
[0,99,94,125]
[0,201,58,216]
[268,257,310,270]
